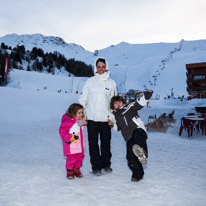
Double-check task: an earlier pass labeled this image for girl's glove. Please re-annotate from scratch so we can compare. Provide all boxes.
[67,133,79,144]
[77,119,85,126]
[72,133,79,143]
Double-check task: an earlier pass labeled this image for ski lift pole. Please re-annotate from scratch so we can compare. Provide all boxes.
[71,76,74,93]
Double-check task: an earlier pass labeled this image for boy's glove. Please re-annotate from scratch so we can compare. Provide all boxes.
[77,119,85,126]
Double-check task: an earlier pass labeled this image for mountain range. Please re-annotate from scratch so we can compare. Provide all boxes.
[0,33,206,98]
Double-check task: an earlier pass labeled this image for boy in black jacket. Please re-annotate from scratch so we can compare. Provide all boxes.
[110,90,153,182]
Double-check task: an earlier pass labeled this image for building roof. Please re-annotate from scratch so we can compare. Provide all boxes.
[186,62,206,69]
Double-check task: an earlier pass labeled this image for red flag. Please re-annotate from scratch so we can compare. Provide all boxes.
[5,57,8,74]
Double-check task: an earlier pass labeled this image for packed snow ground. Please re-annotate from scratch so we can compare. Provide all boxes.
[1,70,206,206]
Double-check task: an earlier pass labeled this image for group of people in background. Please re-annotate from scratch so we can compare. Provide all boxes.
[59,57,153,182]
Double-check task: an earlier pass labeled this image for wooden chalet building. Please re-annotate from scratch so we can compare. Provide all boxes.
[186,62,206,98]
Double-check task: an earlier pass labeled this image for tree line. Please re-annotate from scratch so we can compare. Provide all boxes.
[0,42,94,85]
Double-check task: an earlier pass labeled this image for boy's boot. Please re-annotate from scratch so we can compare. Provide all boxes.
[67,169,75,179]
[132,144,147,164]
[131,175,144,182]
[74,167,83,178]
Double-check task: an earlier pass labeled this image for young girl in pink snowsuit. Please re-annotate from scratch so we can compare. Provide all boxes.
[59,103,86,179]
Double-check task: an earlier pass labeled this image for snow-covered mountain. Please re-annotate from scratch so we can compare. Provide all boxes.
[1,34,206,98]
[0,33,93,63]
[97,40,206,97]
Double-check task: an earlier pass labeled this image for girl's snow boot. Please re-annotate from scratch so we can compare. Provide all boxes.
[74,167,83,178]
[67,169,75,179]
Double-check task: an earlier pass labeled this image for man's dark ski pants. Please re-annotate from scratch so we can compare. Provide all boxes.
[87,120,112,171]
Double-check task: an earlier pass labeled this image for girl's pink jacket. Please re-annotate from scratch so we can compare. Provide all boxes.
[59,114,86,156]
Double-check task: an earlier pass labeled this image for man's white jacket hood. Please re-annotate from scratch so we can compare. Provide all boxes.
[79,58,117,122]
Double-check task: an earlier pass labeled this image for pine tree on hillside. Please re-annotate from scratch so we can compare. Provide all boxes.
[1,42,8,50]
[27,64,31,71]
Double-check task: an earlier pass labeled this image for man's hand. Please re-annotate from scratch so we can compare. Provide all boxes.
[147,89,153,93]
[108,119,114,126]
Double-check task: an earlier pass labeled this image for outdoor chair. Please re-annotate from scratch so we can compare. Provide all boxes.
[148,114,156,123]
[179,117,194,137]
[200,120,206,135]
[145,113,169,133]
[167,110,176,123]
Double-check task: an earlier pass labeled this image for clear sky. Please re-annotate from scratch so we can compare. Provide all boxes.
[0,0,206,51]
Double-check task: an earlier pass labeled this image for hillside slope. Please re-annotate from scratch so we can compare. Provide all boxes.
[1,34,206,97]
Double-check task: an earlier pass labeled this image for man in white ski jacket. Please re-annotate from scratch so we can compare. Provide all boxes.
[79,57,117,176]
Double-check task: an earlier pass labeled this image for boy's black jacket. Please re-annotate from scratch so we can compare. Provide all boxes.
[112,91,153,142]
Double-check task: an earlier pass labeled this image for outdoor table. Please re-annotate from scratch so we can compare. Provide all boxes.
[179,116,206,137]
[183,116,199,118]
[184,117,204,133]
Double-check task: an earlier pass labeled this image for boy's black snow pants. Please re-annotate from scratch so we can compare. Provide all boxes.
[126,128,148,178]
[87,120,112,171]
